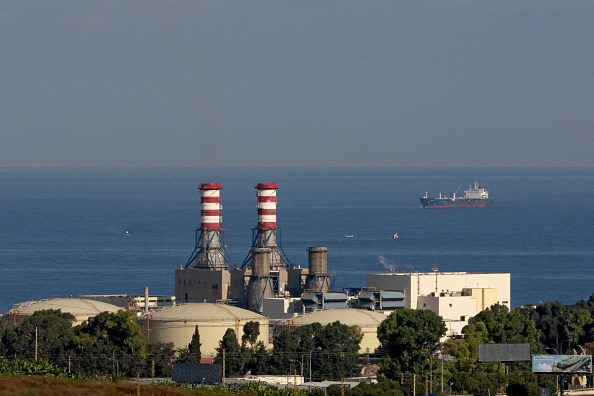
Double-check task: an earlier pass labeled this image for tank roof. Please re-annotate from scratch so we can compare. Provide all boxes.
[291,309,388,327]
[11,298,121,316]
[148,303,268,322]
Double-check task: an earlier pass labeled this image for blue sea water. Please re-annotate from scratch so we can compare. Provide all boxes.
[1,167,593,313]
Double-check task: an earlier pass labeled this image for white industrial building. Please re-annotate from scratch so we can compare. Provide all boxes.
[367,271,510,337]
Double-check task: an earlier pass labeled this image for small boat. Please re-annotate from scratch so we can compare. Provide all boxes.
[124,230,130,236]
[392,233,399,240]
[345,234,354,238]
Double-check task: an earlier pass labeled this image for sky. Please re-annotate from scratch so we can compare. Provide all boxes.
[1,1,593,168]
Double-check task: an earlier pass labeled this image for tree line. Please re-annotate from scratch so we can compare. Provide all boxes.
[3,292,594,395]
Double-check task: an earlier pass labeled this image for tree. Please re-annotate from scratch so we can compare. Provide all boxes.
[147,341,176,377]
[72,310,147,377]
[242,321,260,349]
[316,321,362,380]
[214,328,244,377]
[269,321,362,381]
[4,309,76,369]
[466,304,542,352]
[178,325,201,363]
[377,309,446,378]
[240,321,269,375]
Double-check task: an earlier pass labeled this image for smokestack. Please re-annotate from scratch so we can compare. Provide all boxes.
[199,183,223,231]
[247,248,274,313]
[241,182,292,269]
[256,183,278,230]
[306,246,330,293]
[184,183,232,269]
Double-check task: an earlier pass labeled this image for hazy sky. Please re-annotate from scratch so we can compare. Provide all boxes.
[2,1,593,168]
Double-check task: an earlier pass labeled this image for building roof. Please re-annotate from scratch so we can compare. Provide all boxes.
[149,303,268,322]
[12,298,121,316]
[291,309,388,328]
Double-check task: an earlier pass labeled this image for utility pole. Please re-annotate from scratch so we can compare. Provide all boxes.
[34,327,38,361]
[441,347,444,394]
[222,349,226,386]
[309,350,312,393]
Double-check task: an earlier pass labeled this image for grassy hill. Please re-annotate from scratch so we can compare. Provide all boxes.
[0,374,232,396]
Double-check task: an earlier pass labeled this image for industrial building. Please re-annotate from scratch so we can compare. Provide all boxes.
[367,269,510,337]
[175,183,334,313]
[140,303,269,359]
[173,181,511,345]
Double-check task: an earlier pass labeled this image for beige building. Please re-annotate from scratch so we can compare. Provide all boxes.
[175,266,308,307]
[367,271,510,338]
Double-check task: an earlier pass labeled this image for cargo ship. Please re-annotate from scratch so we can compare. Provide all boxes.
[420,181,493,208]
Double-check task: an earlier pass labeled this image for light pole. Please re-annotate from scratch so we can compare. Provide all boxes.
[293,359,303,378]
[109,351,119,377]
[559,341,570,396]
[441,347,444,394]
[309,349,312,393]
[546,348,559,395]
[429,349,433,394]
[560,339,570,355]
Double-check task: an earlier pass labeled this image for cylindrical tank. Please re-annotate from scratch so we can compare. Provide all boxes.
[256,183,278,230]
[199,183,222,231]
[251,247,271,276]
[247,248,274,312]
[306,246,329,292]
[308,246,328,274]
[141,304,269,358]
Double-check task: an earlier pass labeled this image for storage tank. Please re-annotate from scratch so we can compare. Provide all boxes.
[288,308,388,354]
[141,303,269,358]
[9,298,122,326]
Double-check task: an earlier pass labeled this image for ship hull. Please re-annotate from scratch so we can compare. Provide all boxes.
[420,197,493,209]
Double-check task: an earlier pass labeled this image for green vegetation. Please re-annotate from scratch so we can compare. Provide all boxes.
[3,294,594,394]
[178,325,202,363]
[377,308,446,377]
[268,321,363,381]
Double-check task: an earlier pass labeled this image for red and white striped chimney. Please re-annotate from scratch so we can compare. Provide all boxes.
[199,183,223,230]
[256,183,278,230]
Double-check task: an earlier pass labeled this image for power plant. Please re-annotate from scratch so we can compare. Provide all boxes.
[175,182,332,314]
[8,179,513,361]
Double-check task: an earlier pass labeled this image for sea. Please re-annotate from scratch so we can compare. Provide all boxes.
[1,167,593,314]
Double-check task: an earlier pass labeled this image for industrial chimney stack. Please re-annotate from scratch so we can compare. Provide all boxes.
[242,183,291,269]
[185,183,233,269]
